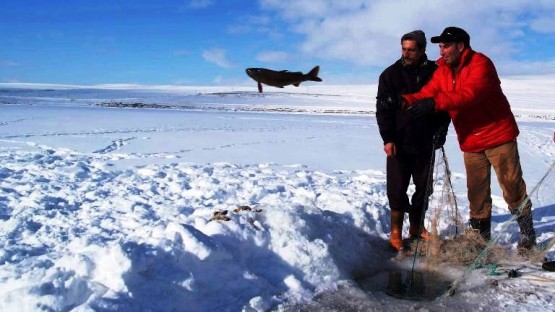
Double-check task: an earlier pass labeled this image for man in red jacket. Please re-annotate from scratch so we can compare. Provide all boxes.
[402,27,536,255]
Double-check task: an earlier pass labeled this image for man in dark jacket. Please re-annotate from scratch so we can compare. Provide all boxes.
[376,30,451,251]
[402,27,536,254]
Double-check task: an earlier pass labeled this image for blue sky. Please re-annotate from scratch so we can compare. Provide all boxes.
[1,0,554,86]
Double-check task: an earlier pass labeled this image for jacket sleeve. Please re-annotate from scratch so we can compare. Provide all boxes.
[376,72,396,144]
[404,53,499,112]
[401,69,441,105]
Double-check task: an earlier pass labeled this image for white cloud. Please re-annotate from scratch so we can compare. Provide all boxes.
[202,49,234,68]
[256,51,290,63]
[0,60,20,67]
[227,15,288,44]
[259,0,555,73]
[530,15,555,34]
[248,15,273,26]
[228,15,273,35]
[498,59,555,76]
[260,0,331,19]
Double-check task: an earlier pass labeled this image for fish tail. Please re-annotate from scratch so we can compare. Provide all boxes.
[307,66,322,82]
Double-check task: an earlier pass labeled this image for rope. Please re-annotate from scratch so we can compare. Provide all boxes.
[443,159,555,297]
[441,146,460,235]
[409,144,437,277]
[408,146,457,264]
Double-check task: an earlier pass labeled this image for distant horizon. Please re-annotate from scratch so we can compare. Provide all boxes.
[1,73,555,90]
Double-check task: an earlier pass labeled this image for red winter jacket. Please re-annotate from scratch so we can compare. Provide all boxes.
[402,48,519,152]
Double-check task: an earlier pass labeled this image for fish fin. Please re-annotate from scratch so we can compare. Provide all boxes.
[258,82,263,93]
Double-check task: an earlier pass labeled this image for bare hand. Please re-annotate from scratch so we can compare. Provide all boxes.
[384,142,396,156]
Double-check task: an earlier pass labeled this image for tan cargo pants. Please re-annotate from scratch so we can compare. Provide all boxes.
[463,141,530,220]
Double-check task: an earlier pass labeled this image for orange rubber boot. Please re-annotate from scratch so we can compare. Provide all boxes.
[389,210,404,251]
[409,223,430,240]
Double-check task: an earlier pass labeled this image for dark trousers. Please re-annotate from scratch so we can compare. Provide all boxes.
[386,149,435,222]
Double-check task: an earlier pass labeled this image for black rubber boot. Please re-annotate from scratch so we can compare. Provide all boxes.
[469,218,491,241]
[516,213,536,254]
[543,261,555,272]
[408,211,428,240]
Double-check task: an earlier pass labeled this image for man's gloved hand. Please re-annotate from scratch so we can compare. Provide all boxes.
[433,125,448,149]
[406,98,435,119]
[377,95,402,110]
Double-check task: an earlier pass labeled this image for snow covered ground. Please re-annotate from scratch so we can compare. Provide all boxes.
[0,77,554,311]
